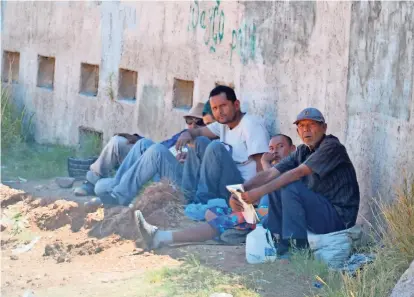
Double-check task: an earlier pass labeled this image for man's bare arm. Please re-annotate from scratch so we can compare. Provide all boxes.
[176,127,218,150]
[254,164,312,198]
[243,167,281,191]
[251,154,264,173]
[187,127,218,139]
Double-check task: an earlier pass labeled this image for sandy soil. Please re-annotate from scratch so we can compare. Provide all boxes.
[1,181,313,297]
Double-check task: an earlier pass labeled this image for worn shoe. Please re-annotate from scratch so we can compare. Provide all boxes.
[84,197,102,212]
[74,181,95,196]
[134,210,158,249]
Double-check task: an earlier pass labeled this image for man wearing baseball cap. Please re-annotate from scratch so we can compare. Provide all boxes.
[75,102,211,197]
[235,107,360,257]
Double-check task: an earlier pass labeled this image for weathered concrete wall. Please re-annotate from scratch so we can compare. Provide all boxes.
[2,1,413,223]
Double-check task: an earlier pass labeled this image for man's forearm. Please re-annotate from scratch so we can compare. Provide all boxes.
[188,128,202,139]
[254,167,305,197]
[243,167,279,191]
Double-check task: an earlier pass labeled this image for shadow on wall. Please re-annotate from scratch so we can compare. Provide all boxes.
[138,85,164,137]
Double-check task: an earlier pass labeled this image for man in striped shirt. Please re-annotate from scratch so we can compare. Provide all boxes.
[238,108,360,257]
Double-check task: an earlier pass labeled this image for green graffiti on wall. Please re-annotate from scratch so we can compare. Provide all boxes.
[230,22,257,65]
[188,0,256,65]
[189,0,225,53]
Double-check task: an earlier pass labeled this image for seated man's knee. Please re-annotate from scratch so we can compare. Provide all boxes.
[280,180,302,196]
[111,135,129,147]
[95,178,115,196]
[194,136,211,147]
[204,141,225,156]
[146,143,168,157]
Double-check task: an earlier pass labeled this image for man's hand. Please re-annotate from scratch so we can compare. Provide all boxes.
[261,152,276,164]
[115,133,139,144]
[229,194,244,212]
[241,188,262,205]
[176,152,187,163]
[175,131,193,150]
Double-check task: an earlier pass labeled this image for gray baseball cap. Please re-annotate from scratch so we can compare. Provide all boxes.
[293,107,325,125]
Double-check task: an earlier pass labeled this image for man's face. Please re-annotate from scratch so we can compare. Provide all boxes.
[185,117,204,129]
[210,93,239,124]
[202,114,215,125]
[269,136,295,163]
[296,119,327,148]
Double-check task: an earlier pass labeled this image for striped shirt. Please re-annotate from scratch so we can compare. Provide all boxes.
[275,134,360,228]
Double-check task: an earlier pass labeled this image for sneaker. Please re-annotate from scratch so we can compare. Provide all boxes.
[74,181,95,196]
[134,210,158,249]
[84,197,102,212]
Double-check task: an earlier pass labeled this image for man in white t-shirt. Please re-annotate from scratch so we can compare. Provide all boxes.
[95,85,269,206]
[177,85,270,203]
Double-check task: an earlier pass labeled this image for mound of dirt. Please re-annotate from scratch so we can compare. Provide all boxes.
[28,200,89,232]
[133,180,185,228]
[88,206,140,241]
[0,185,32,208]
[43,235,122,263]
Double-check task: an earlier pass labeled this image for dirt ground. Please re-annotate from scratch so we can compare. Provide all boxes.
[1,179,314,297]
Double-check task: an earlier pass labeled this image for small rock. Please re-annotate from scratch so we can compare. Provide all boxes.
[1,223,7,232]
[56,255,66,263]
[390,260,414,297]
[10,255,19,260]
[55,177,75,189]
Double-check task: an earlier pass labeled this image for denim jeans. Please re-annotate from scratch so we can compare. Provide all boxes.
[95,136,244,206]
[266,180,345,239]
[86,136,133,185]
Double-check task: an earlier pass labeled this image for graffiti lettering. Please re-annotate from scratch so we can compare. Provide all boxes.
[188,0,256,65]
[189,0,225,53]
[230,21,257,65]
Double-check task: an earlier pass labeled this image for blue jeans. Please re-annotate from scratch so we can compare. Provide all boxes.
[183,137,244,204]
[95,136,243,206]
[266,181,345,240]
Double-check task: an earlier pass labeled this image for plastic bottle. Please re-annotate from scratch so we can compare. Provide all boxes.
[245,224,277,264]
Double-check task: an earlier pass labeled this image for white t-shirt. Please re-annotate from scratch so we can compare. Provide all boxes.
[207,114,269,181]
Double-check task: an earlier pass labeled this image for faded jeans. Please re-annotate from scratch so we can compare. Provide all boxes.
[95,136,244,206]
[86,136,133,185]
[266,180,345,240]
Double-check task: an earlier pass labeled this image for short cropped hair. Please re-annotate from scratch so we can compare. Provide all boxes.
[272,134,293,146]
[209,85,237,103]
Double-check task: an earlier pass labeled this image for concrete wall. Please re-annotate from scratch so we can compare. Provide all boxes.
[2,1,413,223]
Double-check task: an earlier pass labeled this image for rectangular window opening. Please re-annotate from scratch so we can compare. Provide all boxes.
[173,78,194,110]
[80,63,99,96]
[37,55,55,89]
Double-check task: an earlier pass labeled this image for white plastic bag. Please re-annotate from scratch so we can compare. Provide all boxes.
[307,225,362,268]
[246,224,277,264]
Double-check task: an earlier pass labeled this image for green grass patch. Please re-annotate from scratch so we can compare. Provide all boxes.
[1,83,102,181]
[144,255,259,297]
[301,178,414,297]
[2,142,75,180]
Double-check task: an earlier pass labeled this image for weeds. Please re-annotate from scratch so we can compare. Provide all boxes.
[145,255,259,297]
[1,84,34,150]
[312,178,414,297]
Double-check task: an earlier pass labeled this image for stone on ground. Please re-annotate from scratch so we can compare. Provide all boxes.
[55,177,75,188]
[390,260,414,297]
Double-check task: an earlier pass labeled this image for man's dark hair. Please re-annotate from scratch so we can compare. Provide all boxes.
[273,134,293,146]
[209,85,237,103]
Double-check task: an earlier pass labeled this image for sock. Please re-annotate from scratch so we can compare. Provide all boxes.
[152,230,173,249]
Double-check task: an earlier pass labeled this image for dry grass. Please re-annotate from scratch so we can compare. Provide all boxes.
[314,178,414,297]
[133,180,185,228]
